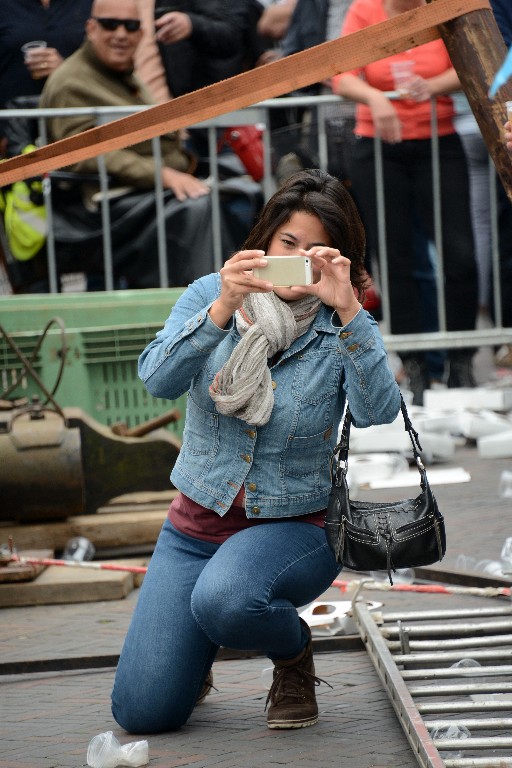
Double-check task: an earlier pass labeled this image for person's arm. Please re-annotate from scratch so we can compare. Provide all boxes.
[257,0,297,40]
[139,277,226,398]
[23,47,63,81]
[155,2,245,55]
[161,166,210,201]
[425,67,460,96]
[336,310,401,427]
[491,0,512,46]
[403,67,460,102]
[505,120,512,151]
[333,72,402,143]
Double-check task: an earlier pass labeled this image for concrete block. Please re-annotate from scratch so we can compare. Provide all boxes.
[424,387,512,412]
[415,412,465,435]
[350,423,410,454]
[456,410,512,440]
[420,431,457,460]
[478,430,512,458]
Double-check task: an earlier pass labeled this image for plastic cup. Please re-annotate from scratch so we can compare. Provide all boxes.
[21,40,48,80]
[390,60,415,96]
[21,40,47,61]
[430,724,470,759]
[500,470,512,498]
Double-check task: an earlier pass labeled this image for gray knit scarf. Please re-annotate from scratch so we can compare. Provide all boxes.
[209,292,321,426]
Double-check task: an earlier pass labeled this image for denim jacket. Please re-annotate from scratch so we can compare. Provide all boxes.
[139,273,401,519]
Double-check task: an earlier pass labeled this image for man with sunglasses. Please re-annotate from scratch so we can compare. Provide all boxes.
[38,0,258,288]
[41,0,209,203]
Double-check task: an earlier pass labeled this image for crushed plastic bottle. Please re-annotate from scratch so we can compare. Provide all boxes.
[501,536,512,575]
[369,568,415,585]
[62,536,95,562]
[499,471,512,499]
[455,554,477,572]
[451,658,481,669]
[260,666,274,690]
[430,724,470,759]
[86,731,148,768]
[474,559,504,576]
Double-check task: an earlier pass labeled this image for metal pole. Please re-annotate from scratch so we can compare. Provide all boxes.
[383,607,512,622]
[38,117,58,293]
[152,136,168,287]
[430,98,447,333]
[382,619,512,639]
[387,634,512,652]
[317,103,329,172]
[208,124,223,273]
[374,134,392,331]
[97,154,114,291]
[489,161,503,328]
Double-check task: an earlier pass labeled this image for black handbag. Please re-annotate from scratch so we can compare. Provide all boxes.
[324,395,446,584]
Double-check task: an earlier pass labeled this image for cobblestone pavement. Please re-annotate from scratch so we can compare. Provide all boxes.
[1,442,512,768]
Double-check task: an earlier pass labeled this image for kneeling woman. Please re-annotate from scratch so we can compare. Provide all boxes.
[111,169,401,734]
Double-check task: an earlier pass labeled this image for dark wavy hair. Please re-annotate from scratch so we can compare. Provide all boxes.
[242,169,369,299]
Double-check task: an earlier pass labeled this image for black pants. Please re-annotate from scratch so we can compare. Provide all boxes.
[48,182,261,291]
[349,134,478,336]
[497,178,512,328]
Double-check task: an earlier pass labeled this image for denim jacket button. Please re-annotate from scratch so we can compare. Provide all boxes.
[271,381,277,390]
[251,506,261,515]
[241,454,252,463]
[248,482,257,491]
[347,343,359,352]
[246,429,256,439]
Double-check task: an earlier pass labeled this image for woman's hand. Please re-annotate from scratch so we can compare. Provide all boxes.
[155,12,193,44]
[291,247,361,326]
[161,168,210,201]
[404,74,431,102]
[24,46,63,80]
[367,91,402,143]
[506,120,512,151]
[209,250,270,328]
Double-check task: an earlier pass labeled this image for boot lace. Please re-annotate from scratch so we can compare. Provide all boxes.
[265,666,332,710]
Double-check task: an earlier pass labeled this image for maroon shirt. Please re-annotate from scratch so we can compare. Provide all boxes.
[168,487,326,544]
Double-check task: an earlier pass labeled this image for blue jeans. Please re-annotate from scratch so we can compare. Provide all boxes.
[111,518,341,734]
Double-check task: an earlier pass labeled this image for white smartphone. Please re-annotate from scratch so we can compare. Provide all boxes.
[253,255,313,286]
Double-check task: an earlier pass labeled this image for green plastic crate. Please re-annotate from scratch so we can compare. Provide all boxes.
[0,289,187,436]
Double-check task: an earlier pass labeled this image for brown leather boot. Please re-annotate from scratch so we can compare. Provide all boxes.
[266,618,324,729]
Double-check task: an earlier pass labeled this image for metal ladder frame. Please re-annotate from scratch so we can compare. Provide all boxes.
[352,585,512,768]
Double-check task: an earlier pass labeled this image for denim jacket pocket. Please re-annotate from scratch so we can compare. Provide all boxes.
[290,347,342,435]
[282,431,332,479]
[181,395,219,457]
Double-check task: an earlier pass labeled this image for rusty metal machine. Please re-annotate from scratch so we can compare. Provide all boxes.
[0,317,182,522]
[0,399,182,522]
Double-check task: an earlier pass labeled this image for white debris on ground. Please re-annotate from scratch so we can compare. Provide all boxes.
[342,382,512,491]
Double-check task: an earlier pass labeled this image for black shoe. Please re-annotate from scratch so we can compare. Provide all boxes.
[402,356,429,406]
[447,352,476,388]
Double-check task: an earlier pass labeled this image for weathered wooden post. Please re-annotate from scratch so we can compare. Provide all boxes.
[428,0,512,201]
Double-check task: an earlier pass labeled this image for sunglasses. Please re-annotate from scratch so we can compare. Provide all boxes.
[92,17,141,32]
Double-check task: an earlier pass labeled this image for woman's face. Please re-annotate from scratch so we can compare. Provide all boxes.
[266,210,332,301]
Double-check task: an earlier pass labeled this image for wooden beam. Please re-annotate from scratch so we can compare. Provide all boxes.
[0,0,489,186]
[429,0,512,202]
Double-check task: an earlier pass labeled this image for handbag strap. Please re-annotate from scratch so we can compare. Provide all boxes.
[334,393,426,480]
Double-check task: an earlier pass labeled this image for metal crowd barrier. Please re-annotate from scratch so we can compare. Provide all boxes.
[1,95,511,354]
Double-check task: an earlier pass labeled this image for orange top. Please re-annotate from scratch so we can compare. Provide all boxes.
[332,0,456,140]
